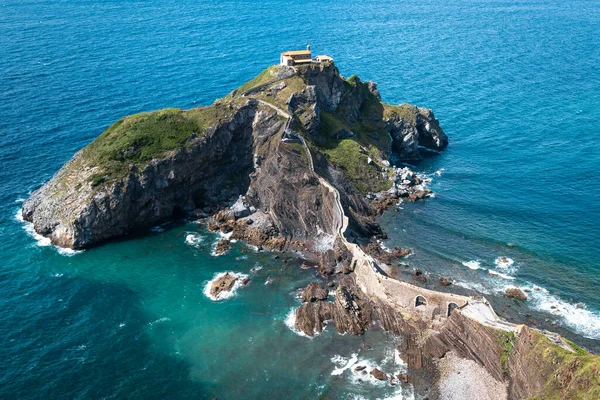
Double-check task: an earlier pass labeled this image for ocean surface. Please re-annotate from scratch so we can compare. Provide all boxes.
[1,0,599,398]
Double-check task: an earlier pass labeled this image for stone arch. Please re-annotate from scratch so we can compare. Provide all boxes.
[415,295,428,307]
[447,302,459,317]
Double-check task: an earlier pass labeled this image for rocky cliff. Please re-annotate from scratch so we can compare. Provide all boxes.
[22,62,445,250]
[22,61,599,399]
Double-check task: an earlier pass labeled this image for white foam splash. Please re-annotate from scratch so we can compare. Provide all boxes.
[331,353,358,375]
[523,285,600,339]
[330,348,413,399]
[494,256,514,269]
[148,317,171,327]
[203,271,248,301]
[15,209,83,256]
[462,260,481,270]
[435,169,445,177]
[185,232,204,246]
[250,265,263,274]
[487,270,515,280]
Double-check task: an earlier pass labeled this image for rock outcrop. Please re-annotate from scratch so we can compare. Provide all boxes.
[386,104,448,160]
[22,60,600,400]
[22,62,444,251]
[210,273,238,299]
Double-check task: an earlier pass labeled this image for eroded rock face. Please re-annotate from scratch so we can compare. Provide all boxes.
[301,282,328,303]
[22,102,261,249]
[294,275,370,336]
[388,104,448,160]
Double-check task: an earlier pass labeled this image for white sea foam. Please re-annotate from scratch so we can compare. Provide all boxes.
[487,270,515,280]
[453,280,491,295]
[203,271,249,301]
[494,256,515,269]
[250,265,263,274]
[151,224,166,233]
[15,209,83,256]
[523,284,600,339]
[462,260,481,270]
[331,353,359,376]
[264,276,273,285]
[185,232,204,246]
[435,168,445,177]
[330,348,413,399]
[148,317,171,327]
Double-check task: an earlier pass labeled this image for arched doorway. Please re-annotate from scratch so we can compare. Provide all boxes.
[447,302,459,316]
[415,295,428,307]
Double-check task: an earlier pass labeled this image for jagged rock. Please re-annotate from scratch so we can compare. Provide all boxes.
[228,197,252,219]
[355,365,366,372]
[387,104,448,160]
[397,373,410,384]
[215,239,230,255]
[302,282,328,303]
[363,240,411,265]
[505,288,527,301]
[370,368,387,381]
[210,273,238,298]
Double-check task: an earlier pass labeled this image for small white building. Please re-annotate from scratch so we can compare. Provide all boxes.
[280,45,334,66]
[315,55,334,63]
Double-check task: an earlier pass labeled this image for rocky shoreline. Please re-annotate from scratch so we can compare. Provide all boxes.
[22,63,600,399]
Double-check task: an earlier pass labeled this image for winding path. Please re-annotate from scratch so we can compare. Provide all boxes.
[247,86,575,352]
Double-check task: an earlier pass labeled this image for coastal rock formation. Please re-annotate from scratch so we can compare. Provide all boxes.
[21,61,600,400]
[22,62,441,250]
[505,288,527,301]
[301,282,328,303]
[210,272,239,299]
[387,104,448,160]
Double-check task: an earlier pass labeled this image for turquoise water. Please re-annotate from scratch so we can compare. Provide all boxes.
[1,0,600,398]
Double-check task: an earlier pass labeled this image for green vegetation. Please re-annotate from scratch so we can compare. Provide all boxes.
[80,105,235,185]
[527,331,600,400]
[311,110,391,194]
[235,66,277,95]
[345,74,359,85]
[90,173,105,187]
[564,339,588,356]
[498,330,516,375]
[383,103,418,126]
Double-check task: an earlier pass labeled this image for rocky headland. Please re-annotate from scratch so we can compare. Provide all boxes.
[22,62,600,399]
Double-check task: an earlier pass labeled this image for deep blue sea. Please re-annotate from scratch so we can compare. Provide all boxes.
[1,0,599,398]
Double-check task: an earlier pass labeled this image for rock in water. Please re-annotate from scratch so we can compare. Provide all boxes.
[370,368,387,381]
[440,276,453,287]
[210,273,238,299]
[214,239,230,255]
[301,282,328,303]
[505,287,527,301]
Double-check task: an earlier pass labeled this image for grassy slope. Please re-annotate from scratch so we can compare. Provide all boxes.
[526,331,600,400]
[77,104,237,186]
[488,326,600,399]
[311,77,392,194]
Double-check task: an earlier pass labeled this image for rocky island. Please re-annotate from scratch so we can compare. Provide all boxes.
[22,62,600,399]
